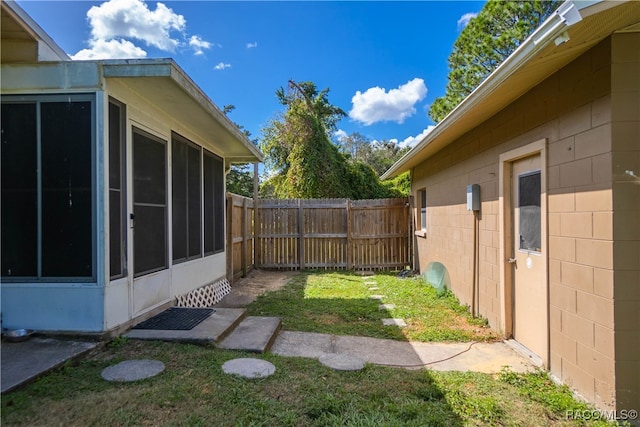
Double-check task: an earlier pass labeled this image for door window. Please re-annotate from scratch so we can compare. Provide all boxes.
[518,171,541,252]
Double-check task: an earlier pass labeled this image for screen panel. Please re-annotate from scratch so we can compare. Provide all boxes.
[133,129,167,275]
[41,101,92,277]
[1,103,38,277]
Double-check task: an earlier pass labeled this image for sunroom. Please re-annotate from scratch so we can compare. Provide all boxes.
[1,7,262,333]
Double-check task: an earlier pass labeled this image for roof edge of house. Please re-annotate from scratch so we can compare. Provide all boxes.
[100,58,264,163]
[381,0,601,181]
[2,0,71,61]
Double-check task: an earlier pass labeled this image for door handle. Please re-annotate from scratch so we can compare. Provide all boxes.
[507,257,517,265]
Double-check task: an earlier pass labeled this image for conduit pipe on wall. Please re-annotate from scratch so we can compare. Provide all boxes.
[472,210,480,318]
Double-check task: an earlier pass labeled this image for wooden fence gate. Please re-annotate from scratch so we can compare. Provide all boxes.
[257,197,412,270]
[227,195,412,281]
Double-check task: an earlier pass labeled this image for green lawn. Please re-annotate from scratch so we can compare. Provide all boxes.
[247,271,499,342]
[1,340,616,426]
[1,271,620,426]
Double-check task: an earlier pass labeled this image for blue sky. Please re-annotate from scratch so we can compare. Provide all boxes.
[18,0,484,148]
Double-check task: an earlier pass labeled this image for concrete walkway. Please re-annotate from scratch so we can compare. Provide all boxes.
[272,331,535,373]
[1,270,537,393]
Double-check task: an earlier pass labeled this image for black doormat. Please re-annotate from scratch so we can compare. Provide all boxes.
[132,307,215,331]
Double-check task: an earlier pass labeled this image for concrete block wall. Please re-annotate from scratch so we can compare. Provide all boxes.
[610,31,640,413]
[411,37,636,411]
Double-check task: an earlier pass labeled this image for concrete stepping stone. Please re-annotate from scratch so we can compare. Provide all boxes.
[101,359,165,382]
[369,295,385,300]
[368,287,379,291]
[218,316,281,353]
[382,318,407,327]
[318,353,365,371]
[222,358,275,378]
[364,281,377,285]
[356,271,375,277]
[379,303,396,310]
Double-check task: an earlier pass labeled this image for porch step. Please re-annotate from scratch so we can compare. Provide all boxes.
[126,308,247,344]
[218,316,282,353]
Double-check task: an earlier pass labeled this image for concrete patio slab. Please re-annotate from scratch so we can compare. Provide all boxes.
[1,337,98,393]
[125,308,246,344]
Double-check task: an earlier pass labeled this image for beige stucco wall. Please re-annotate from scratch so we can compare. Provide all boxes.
[412,35,638,413]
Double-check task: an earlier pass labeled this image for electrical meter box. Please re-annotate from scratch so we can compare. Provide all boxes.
[467,184,480,211]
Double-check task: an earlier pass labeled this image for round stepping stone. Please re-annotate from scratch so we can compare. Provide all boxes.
[222,358,276,378]
[379,303,396,310]
[101,359,165,382]
[382,318,407,327]
[319,353,365,371]
[369,294,385,300]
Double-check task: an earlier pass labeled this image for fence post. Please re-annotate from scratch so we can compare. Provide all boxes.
[298,199,304,270]
[226,193,233,283]
[241,197,248,278]
[253,163,259,271]
[346,199,353,270]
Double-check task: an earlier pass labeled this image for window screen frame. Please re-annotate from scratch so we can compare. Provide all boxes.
[132,127,168,277]
[171,132,203,264]
[108,98,127,279]
[204,149,225,256]
[1,94,96,282]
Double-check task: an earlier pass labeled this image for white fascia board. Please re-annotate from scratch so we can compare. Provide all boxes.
[381,0,589,180]
[101,58,263,162]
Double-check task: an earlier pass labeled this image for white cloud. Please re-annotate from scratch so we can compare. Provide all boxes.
[349,78,427,126]
[395,126,436,149]
[189,35,212,55]
[246,42,258,49]
[214,62,231,70]
[457,12,478,30]
[72,0,193,59]
[71,38,146,60]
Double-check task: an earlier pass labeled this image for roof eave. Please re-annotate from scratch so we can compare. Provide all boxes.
[2,0,71,61]
[101,58,263,163]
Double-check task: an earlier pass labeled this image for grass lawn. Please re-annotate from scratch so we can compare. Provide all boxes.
[1,339,616,426]
[2,271,621,426]
[247,271,500,342]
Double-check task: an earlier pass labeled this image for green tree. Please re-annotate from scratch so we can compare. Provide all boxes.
[226,163,255,197]
[337,133,411,177]
[222,104,258,197]
[260,80,407,199]
[429,0,560,122]
[338,132,371,162]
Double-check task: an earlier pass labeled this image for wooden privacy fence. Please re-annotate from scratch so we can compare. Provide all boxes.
[255,197,412,272]
[226,193,255,282]
[227,194,413,281]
